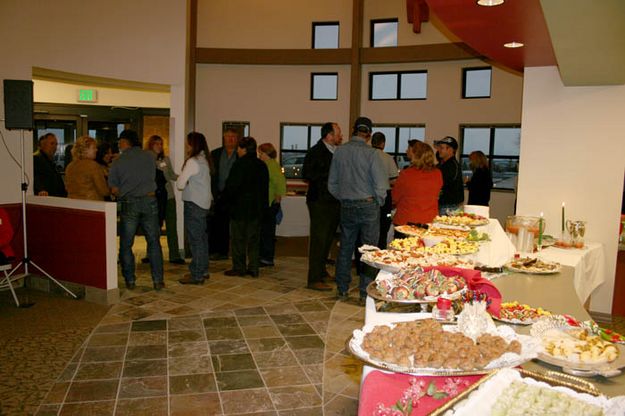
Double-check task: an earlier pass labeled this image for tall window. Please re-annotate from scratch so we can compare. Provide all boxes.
[311,73,338,100]
[222,121,250,137]
[462,67,492,98]
[280,123,323,179]
[371,19,398,47]
[372,124,425,170]
[460,125,520,189]
[370,71,427,100]
[312,22,339,49]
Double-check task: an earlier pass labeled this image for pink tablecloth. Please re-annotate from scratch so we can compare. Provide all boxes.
[359,370,484,415]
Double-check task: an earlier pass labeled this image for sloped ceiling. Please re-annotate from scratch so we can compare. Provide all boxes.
[425,0,625,86]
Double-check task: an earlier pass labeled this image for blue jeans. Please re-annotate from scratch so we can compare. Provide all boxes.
[184,201,209,281]
[119,196,163,284]
[336,199,380,298]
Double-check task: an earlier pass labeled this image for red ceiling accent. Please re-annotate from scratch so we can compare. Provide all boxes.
[425,0,557,72]
[407,0,430,33]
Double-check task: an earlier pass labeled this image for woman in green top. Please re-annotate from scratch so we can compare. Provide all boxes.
[258,143,287,266]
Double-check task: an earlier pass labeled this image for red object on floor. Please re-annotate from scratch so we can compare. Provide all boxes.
[359,370,484,415]
[423,266,502,316]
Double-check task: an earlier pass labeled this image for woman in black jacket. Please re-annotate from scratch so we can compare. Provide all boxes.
[466,151,493,206]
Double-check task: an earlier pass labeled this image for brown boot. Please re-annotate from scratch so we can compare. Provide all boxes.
[307,282,333,291]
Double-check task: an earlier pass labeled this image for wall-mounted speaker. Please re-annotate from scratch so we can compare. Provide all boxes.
[3,79,34,130]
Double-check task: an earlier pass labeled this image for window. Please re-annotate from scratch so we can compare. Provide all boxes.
[372,124,425,170]
[280,123,323,179]
[462,67,492,98]
[311,73,338,100]
[312,22,339,49]
[370,71,427,100]
[460,125,520,190]
[222,121,250,137]
[371,19,398,47]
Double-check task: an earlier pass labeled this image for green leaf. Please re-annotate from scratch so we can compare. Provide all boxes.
[433,392,449,400]
[427,382,437,396]
[406,401,413,414]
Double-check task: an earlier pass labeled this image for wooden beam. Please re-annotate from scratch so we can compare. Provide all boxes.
[349,0,364,128]
[195,48,352,65]
[361,43,481,64]
[186,0,198,133]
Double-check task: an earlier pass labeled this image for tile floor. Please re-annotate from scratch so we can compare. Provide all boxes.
[33,253,365,415]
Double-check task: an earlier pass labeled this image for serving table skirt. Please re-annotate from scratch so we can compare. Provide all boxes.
[538,242,605,304]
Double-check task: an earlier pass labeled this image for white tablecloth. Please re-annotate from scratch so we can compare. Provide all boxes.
[538,242,605,304]
[276,195,309,237]
[470,220,516,267]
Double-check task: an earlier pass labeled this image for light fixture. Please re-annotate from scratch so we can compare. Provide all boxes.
[504,41,524,48]
[476,0,504,6]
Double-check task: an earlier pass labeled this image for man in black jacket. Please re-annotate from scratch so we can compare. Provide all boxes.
[223,137,269,277]
[209,128,239,260]
[33,133,67,197]
[435,136,464,214]
[302,122,342,291]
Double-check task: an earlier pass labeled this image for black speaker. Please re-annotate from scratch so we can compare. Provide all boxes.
[3,79,34,130]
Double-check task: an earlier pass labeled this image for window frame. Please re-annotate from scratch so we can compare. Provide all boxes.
[310,72,339,101]
[459,124,521,190]
[222,120,250,138]
[311,21,340,49]
[462,66,492,99]
[370,18,399,48]
[279,122,324,179]
[372,123,426,168]
[369,70,428,101]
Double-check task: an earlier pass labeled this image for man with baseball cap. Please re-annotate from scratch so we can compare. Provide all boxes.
[328,117,388,304]
[434,136,464,214]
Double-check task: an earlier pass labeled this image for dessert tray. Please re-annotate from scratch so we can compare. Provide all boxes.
[389,237,479,255]
[348,319,540,376]
[493,301,552,326]
[433,368,625,416]
[505,257,561,274]
[530,317,624,377]
[434,213,489,227]
[359,246,474,272]
[367,268,467,304]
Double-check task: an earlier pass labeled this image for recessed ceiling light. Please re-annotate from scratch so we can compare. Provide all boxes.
[477,0,504,6]
[504,41,524,48]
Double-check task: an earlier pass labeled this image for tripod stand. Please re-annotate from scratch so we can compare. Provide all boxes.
[0,130,77,307]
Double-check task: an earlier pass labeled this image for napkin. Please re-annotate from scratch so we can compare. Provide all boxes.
[359,370,484,415]
[423,266,502,316]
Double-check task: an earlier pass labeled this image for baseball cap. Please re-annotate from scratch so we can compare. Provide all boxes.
[353,116,373,133]
[435,136,458,150]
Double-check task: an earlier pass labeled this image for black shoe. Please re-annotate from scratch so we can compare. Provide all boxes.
[224,269,245,277]
[126,281,136,290]
[178,277,205,285]
[169,259,186,265]
[153,281,165,291]
[246,270,259,278]
[141,257,150,264]
[259,260,274,267]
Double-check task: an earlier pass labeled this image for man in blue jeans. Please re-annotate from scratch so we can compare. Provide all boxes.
[109,129,164,291]
[328,117,388,303]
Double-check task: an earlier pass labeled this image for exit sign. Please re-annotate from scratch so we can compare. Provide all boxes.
[78,89,97,102]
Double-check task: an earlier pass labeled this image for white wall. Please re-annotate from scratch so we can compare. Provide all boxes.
[0,0,187,204]
[517,66,625,315]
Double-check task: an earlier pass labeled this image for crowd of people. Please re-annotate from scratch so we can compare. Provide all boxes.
[32,120,492,299]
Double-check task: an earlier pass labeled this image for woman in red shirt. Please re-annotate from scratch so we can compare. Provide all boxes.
[392,140,443,225]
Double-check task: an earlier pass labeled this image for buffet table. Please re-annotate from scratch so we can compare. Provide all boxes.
[538,242,606,304]
[276,195,309,237]
[359,266,625,415]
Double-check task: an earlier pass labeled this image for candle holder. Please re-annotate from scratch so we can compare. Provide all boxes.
[566,220,586,249]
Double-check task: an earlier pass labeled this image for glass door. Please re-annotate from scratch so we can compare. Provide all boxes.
[33,116,81,172]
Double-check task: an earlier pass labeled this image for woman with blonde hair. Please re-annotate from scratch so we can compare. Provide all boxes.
[392,140,442,225]
[65,136,110,200]
[466,150,492,206]
[257,142,286,266]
